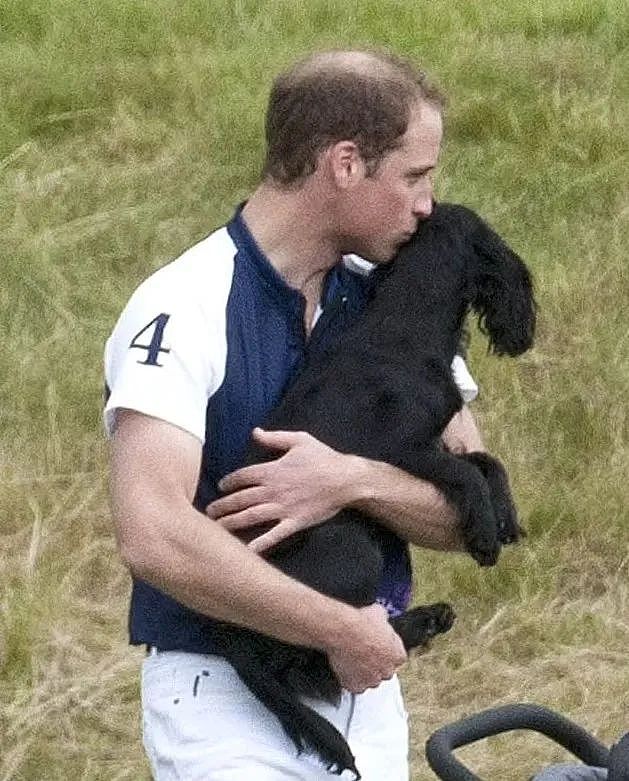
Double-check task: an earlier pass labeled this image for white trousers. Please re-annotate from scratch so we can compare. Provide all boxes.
[142,651,409,780]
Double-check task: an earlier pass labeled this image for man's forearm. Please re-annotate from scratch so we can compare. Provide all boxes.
[118,493,358,652]
[208,408,484,553]
[349,456,465,550]
[111,411,408,694]
[111,412,359,655]
[349,406,486,549]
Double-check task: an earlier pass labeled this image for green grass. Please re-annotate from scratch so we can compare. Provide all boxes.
[1,0,628,778]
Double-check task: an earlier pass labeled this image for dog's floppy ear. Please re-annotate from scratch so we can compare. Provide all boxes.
[468,218,537,357]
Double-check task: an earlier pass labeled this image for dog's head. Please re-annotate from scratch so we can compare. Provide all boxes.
[431,203,537,357]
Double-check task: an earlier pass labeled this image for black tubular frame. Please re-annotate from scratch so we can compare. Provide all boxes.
[425,703,611,781]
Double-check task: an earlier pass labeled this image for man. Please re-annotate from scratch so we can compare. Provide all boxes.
[106,49,481,780]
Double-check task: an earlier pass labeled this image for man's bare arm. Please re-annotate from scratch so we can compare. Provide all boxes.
[208,407,484,552]
[348,458,464,550]
[351,405,485,546]
[110,409,406,691]
[441,404,485,455]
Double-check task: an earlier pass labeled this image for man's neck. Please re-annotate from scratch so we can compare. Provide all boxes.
[242,182,342,305]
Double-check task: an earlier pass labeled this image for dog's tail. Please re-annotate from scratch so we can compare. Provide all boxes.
[224,646,360,779]
[463,208,537,357]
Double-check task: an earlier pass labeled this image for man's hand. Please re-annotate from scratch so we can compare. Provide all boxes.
[206,428,359,552]
[326,603,408,693]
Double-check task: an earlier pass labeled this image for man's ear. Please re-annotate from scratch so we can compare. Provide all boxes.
[324,141,365,189]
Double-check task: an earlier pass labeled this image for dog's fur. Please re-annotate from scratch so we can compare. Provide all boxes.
[207,203,536,778]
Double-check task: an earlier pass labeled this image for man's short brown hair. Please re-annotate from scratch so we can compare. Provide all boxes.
[262,50,445,185]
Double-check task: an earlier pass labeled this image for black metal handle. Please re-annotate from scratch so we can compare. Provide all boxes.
[425,703,611,780]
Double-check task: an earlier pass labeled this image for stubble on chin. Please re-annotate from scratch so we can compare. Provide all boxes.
[367,247,397,266]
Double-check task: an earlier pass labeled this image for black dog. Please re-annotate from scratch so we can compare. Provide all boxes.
[207,203,536,778]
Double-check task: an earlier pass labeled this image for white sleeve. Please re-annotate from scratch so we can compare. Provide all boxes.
[104,278,227,443]
[451,355,479,403]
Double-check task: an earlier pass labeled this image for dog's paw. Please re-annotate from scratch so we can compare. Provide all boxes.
[425,602,456,635]
[496,505,524,545]
[471,539,500,567]
[462,451,524,547]
[485,464,523,545]
[462,512,500,567]
[493,489,527,545]
[390,603,456,651]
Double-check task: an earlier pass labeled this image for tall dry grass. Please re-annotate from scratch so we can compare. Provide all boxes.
[1,1,627,778]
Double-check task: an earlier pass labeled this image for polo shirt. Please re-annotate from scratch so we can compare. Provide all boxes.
[104,206,416,651]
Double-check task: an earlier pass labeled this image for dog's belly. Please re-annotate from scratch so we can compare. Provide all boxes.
[268,515,382,606]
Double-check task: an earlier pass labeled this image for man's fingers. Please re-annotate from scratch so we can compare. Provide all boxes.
[218,464,268,493]
[216,429,308,492]
[252,427,306,452]
[332,661,400,694]
[214,504,281,531]
[206,487,268,518]
[362,602,390,621]
[248,519,300,553]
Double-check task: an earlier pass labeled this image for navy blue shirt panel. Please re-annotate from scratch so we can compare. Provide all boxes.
[128,208,412,651]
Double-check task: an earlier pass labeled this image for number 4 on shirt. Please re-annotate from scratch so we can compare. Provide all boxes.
[130,314,171,366]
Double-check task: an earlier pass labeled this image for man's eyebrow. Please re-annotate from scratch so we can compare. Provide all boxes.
[406,165,434,176]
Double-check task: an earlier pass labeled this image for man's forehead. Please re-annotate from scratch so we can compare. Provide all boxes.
[398,104,442,157]
[406,102,443,139]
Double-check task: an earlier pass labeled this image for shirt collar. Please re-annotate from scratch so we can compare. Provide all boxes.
[226,203,356,312]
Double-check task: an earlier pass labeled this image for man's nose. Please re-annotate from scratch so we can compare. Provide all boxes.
[412,192,433,220]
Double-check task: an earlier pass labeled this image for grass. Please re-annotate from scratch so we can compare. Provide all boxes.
[1,0,628,778]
